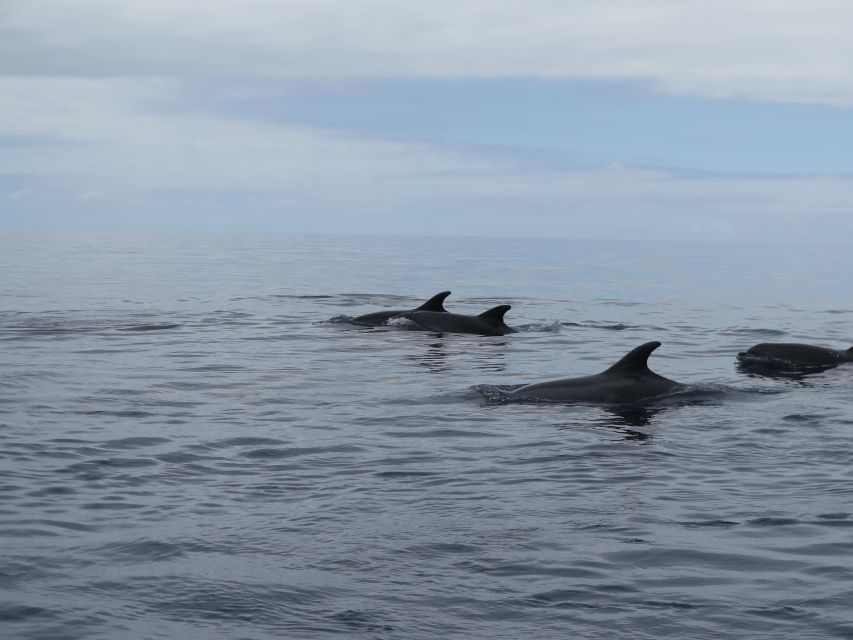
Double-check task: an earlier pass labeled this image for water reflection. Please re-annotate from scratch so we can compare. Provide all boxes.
[735,361,837,382]
[471,341,508,373]
[603,404,665,429]
[409,339,508,373]
[593,404,665,440]
[550,404,665,440]
[410,340,450,373]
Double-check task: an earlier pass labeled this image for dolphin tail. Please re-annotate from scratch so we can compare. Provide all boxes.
[416,291,451,312]
[605,341,662,373]
[478,304,511,323]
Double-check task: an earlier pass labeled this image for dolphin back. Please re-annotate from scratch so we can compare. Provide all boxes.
[605,341,662,374]
[478,305,511,323]
[478,304,514,333]
[511,341,678,404]
[416,291,451,312]
[401,304,513,335]
[350,290,450,326]
[738,342,849,366]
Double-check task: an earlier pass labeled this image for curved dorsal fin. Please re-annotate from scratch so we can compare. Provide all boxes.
[605,341,662,373]
[478,304,511,323]
[416,290,451,312]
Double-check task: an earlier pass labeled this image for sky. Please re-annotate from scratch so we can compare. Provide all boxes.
[1,0,852,242]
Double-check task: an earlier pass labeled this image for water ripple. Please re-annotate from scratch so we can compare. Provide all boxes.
[4,232,853,639]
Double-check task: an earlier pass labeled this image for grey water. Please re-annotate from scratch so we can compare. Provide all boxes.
[2,230,853,639]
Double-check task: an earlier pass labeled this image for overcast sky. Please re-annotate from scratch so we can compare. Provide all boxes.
[2,0,852,241]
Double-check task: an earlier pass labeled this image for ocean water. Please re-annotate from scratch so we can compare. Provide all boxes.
[2,230,853,639]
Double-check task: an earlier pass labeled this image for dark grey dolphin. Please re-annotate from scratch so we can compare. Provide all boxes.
[400,304,514,336]
[737,343,853,369]
[350,291,451,326]
[511,341,681,403]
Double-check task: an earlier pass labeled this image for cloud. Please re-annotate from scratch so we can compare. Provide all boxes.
[2,77,852,241]
[2,5,851,241]
[2,0,853,106]
[0,76,503,190]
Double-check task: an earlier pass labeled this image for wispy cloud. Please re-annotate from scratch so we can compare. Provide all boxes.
[1,2,852,240]
[3,0,852,106]
[3,77,852,240]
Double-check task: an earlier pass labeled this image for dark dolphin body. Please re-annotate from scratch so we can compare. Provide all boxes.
[401,305,515,336]
[737,342,853,369]
[511,341,681,403]
[350,291,451,326]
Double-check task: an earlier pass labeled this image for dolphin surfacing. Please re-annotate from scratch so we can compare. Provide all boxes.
[400,304,515,336]
[737,342,853,369]
[512,341,681,403]
[350,291,451,326]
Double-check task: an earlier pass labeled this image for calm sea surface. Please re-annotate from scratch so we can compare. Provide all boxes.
[2,230,853,639]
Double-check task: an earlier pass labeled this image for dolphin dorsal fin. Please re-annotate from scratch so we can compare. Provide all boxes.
[605,341,662,373]
[478,304,511,323]
[416,291,451,312]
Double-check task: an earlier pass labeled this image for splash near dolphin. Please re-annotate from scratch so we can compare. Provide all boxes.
[350,291,451,326]
[511,341,681,403]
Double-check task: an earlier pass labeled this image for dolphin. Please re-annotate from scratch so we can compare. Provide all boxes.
[400,304,515,336]
[350,291,451,326]
[511,341,681,403]
[737,342,853,369]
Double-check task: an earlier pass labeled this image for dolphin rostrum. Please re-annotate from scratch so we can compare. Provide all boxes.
[400,304,515,336]
[737,342,853,369]
[350,291,451,326]
[511,341,681,403]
